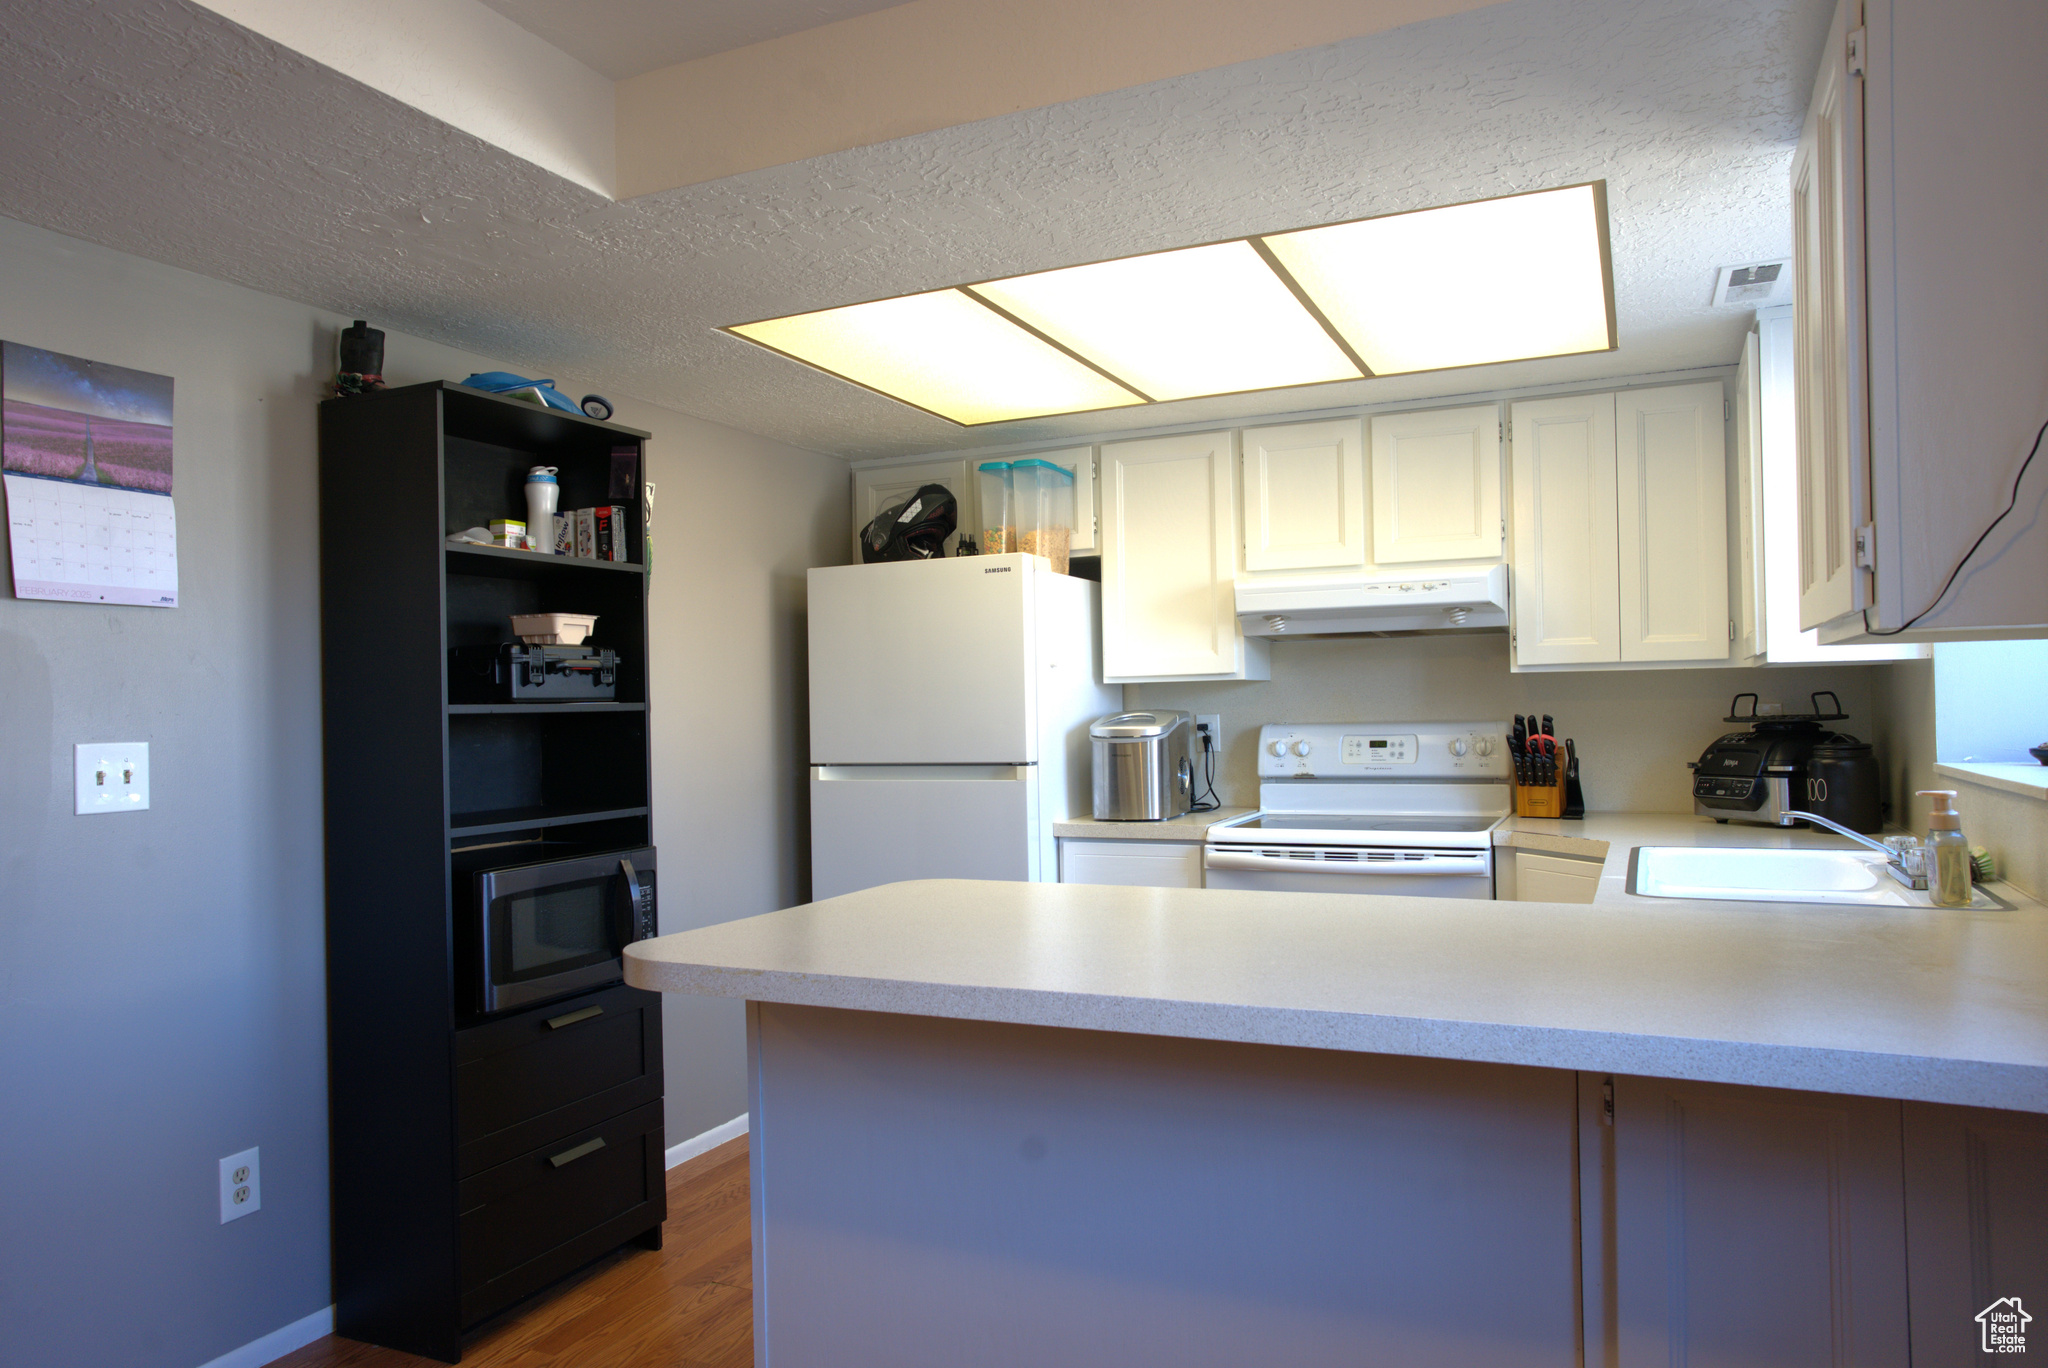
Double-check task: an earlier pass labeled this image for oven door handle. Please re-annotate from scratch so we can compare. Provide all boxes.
[615,857,644,947]
[1202,848,1490,876]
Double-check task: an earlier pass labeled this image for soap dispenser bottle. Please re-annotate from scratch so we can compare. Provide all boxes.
[1916,789,1971,907]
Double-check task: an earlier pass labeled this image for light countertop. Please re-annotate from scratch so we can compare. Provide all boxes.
[628,859,2048,1114]
[1052,808,1253,841]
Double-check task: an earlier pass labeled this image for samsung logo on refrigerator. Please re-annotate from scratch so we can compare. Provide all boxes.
[984,565,1013,573]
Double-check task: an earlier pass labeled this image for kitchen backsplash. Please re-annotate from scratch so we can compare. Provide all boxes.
[1124,632,1893,815]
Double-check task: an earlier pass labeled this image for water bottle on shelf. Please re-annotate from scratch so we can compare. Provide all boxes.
[524,466,559,554]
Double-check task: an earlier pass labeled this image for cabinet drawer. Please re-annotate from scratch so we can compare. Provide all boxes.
[459,1099,665,1326]
[456,984,662,1176]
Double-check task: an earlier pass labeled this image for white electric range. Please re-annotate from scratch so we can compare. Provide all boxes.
[1204,722,1511,898]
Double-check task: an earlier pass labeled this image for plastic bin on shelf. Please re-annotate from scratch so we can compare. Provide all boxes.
[1011,458,1075,574]
[977,461,1014,553]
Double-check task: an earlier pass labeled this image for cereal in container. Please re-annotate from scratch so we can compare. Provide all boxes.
[977,461,1014,553]
[1011,458,1075,574]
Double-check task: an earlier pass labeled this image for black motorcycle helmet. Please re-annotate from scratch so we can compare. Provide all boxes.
[860,483,958,562]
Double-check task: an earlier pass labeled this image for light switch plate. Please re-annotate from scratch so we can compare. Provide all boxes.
[75,742,149,814]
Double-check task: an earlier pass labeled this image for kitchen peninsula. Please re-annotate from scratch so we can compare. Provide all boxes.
[627,876,2048,1368]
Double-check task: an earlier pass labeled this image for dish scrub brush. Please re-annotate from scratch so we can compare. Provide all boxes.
[1970,846,1996,883]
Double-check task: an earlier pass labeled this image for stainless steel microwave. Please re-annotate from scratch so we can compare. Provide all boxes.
[471,846,657,1014]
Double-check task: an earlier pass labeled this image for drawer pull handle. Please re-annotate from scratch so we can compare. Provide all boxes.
[545,1005,604,1030]
[549,1137,607,1169]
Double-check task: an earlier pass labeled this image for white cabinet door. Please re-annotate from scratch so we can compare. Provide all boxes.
[1509,393,1620,666]
[1501,850,1602,904]
[852,458,971,559]
[1058,839,1203,888]
[1791,0,1870,629]
[1598,1075,1911,1368]
[1240,419,1367,573]
[1101,431,1268,682]
[1616,381,1730,662]
[1369,404,1503,564]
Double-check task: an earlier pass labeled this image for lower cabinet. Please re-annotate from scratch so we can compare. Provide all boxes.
[1495,848,1602,903]
[1585,1076,2048,1368]
[1596,1075,1909,1367]
[1058,837,1204,888]
[1901,1102,2048,1367]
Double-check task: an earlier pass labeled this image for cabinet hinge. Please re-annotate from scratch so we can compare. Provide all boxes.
[1846,26,1866,78]
[1854,523,1877,571]
[1729,618,1736,641]
[1724,399,1733,421]
[1601,1077,1615,1127]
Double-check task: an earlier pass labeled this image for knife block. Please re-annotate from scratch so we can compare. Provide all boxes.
[1515,771,1568,819]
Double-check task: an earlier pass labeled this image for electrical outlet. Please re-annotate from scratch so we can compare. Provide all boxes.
[220,1147,260,1223]
[1195,715,1222,748]
[74,742,149,815]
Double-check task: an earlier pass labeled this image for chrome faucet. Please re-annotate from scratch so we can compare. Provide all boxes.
[1777,809,1928,890]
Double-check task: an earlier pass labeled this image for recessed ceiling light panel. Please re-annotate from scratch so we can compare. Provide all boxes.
[968,241,1364,401]
[1261,183,1615,376]
[728,289,1144,425]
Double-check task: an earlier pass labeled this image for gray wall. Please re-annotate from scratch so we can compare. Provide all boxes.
[1128,633,1891,814]
[0,214,846,1368]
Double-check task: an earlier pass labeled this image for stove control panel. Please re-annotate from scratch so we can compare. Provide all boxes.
[1258,722,1511,779]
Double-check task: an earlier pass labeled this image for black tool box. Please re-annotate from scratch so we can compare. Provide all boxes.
[450,643,619,702]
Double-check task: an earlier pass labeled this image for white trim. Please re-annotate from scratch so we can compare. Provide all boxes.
[195,1304,333,1368]
[1934,762,2048,802]
[665,1112,749,1170]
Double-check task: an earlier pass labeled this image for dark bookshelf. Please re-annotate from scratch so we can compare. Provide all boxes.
[319,381,664,1362]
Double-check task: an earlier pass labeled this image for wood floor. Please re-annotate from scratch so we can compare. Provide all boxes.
[270,1136,752,1368]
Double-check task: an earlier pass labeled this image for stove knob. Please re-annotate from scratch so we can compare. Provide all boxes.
[1475,736,1495,757]
[1450,738,1469,757]
[1291,740,1312,757]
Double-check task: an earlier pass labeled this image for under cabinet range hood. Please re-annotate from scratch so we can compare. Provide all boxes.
[1235,564,1509,637]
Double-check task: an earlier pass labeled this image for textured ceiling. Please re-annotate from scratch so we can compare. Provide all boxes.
[0,0,1831,461]
[473,0,910,80]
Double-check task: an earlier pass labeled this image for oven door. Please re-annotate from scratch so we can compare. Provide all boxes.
[478,847,656,1014]
[1203,843,1493,899]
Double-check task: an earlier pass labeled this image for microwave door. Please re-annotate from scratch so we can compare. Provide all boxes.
[481,852,650,1014]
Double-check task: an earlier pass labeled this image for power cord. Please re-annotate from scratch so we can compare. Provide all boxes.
[1863,412,2048,635]
[1188,723,1221,813]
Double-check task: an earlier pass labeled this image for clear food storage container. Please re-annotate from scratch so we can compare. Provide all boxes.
[1012,459,1075,573]
[977,461,1014,553]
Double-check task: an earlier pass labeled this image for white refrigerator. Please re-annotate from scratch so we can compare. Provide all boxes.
[807,554,1118,900]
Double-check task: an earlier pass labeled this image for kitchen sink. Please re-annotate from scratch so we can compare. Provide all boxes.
[1627,845,2004,908]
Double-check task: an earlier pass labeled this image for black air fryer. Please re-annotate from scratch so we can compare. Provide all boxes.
[1691,691,1883,832]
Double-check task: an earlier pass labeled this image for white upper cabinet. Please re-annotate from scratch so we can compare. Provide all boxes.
[1615,382,1730,661]
[1791,0,1870,630]
[1239,419,1367,573]
[1509,393,1621,666]
[850,457,971,559]
[1369,404,1503,564]
[1100,430,1269,682]
[1510,384,1731,670]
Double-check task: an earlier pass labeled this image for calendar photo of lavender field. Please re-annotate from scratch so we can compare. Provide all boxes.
[2,341,173,494]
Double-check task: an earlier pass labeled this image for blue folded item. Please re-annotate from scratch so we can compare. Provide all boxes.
[460,371,581,414]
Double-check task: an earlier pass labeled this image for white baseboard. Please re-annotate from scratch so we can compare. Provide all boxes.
[197,1304,333,1368]
[665,1112,748,1169]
